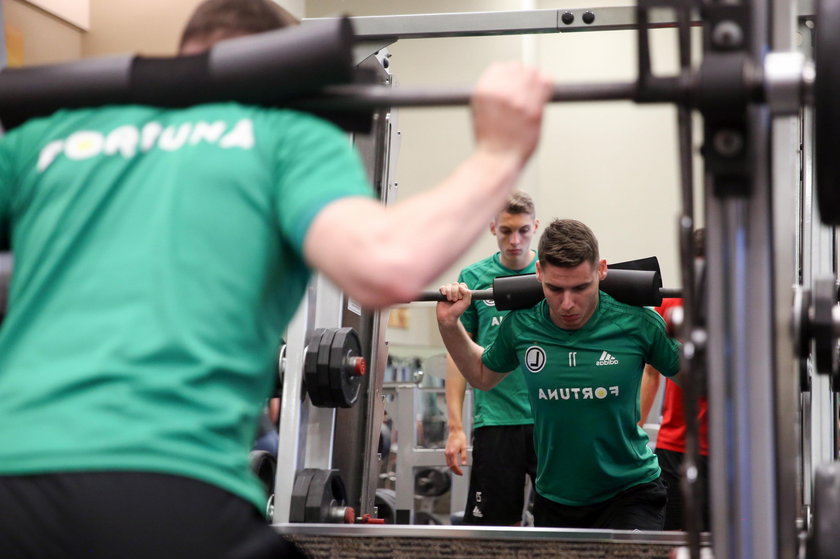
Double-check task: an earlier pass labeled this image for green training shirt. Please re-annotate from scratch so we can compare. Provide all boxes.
[458,252,535,427]
[482,292,681,506]
[0,103,372,509]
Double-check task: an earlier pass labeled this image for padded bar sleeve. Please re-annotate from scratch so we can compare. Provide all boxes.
[0,17,357,130]
[600,268,663,307]
[0,55,133,129]
[209,18,354,104]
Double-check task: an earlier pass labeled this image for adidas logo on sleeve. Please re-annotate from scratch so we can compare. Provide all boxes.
[596,351,619,366]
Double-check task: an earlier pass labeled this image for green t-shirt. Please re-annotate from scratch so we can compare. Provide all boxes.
[458,252,535,427]
[0,103,372,510]
[482,292,680,506]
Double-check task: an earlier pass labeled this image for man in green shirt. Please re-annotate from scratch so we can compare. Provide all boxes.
[437,219,682,530]
[445,189,539,525]
[0,0,554,556]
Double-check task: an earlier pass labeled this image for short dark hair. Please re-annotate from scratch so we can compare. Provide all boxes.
[501,190,535,217]
[179,0,298,53]
[538,219,600,268]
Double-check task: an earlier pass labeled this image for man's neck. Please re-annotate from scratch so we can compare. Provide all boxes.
[500,249,535,271]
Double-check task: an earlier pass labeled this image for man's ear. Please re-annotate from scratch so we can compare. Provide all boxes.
[489,220,497,235]
[598,259,608,280]
[536,260,543,281]
[533,218,540,233]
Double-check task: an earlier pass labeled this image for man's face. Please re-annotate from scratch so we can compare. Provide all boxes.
[490,211,538,268]
[536,259,607,330]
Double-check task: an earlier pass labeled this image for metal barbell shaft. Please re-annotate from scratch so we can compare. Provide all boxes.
[294,54,811,115]
[416,286,682,303]
[292,81,641,111]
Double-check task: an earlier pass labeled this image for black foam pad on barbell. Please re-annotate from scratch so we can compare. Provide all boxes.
[0,18,367,131]
[491,268,663,311]
[600,268,663,307]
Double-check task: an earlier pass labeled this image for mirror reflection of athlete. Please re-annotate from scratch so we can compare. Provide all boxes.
[0,1,554,556]
[444,190,539,526]
[437,219,684,530]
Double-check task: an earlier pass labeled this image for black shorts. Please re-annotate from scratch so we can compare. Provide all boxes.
[533,476,667,530]
[0,471,305,559]
[655,447,710,531]
[463,424,537,525]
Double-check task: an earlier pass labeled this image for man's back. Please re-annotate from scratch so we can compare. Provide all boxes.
[0,103,371,507]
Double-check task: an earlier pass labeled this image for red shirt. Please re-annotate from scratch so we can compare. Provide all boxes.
[653,298,709,456]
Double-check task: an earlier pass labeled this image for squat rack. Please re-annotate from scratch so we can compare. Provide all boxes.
[278,1,820,558]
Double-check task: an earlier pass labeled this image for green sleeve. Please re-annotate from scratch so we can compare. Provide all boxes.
[481,311,519,373]
[269,111,373,255]
[643,307,681,377]
[457,268,479,336]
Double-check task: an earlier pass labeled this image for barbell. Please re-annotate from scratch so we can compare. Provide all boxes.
[416,267,681,310]
[0,0,835,223]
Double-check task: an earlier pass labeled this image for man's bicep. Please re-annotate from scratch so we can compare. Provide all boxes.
[303,197,384,274]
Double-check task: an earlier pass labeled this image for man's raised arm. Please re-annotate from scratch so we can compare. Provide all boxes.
[436,282,509,391]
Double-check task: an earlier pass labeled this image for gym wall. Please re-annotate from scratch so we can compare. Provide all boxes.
[3,0,82,65]
[81,0,205,57]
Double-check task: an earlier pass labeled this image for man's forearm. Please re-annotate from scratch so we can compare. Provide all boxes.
[445,354,468,432]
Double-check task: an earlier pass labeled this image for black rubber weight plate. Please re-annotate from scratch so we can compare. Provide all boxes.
[303,329,326,406]
[815,0,840,224]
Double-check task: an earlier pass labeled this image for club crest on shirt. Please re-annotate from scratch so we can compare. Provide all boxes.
[524,345,546,373]
[482,299,496,307]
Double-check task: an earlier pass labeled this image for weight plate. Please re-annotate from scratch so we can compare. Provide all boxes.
[812,461,840,559]
[329,327,364,408]
[315,328,339,407]
[249,450,277,497]
[414,467,452,497]
[812,277,837,376]
[290,468,319,523]
[815,0,840,224]
[304,468,348,523]
[303,329,326,406]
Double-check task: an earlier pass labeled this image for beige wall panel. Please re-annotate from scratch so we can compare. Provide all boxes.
[82,0,204,57]
[24,0,89,30]
[83,0,304,57]
[4,0,82,65]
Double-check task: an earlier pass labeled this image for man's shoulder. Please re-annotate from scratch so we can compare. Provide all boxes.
[599,292,665,328]
[506,300,546,326]
[459,253,501,283]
